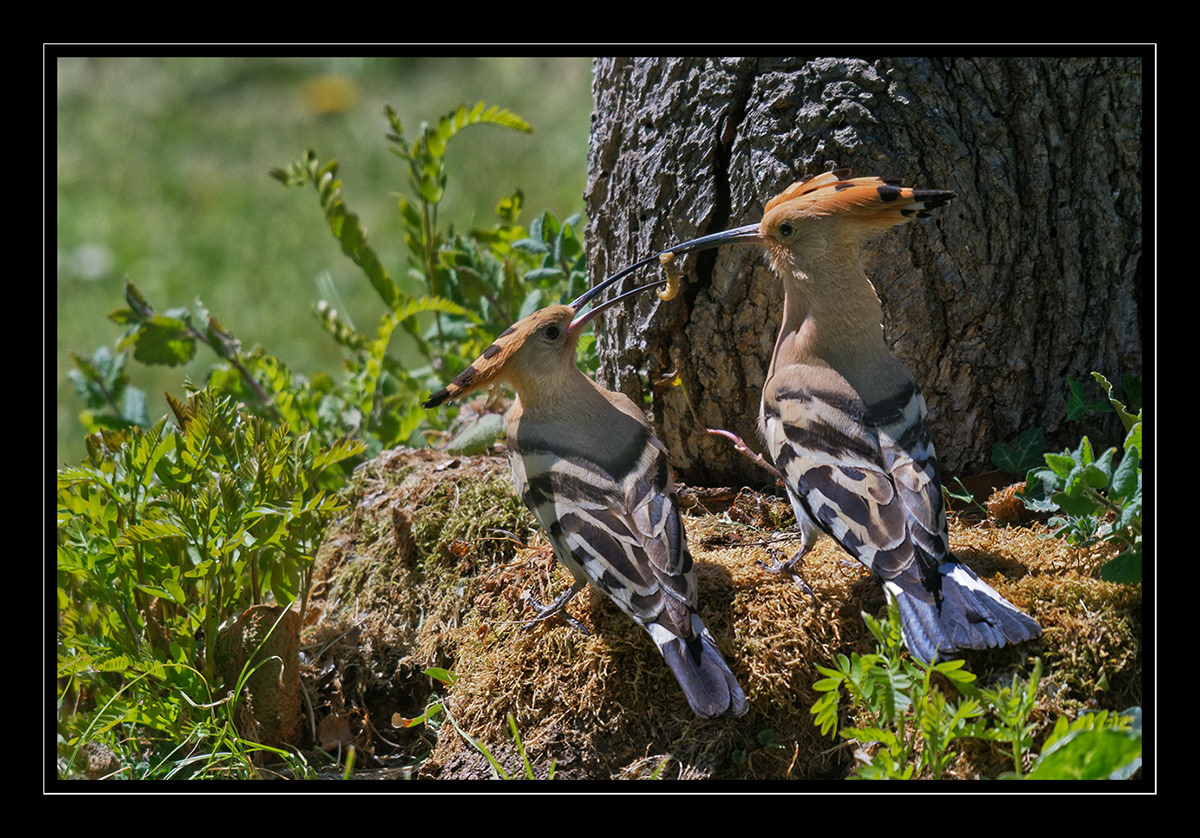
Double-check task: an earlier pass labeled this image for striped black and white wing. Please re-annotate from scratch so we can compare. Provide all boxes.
[509,416,695,636]
[761,363,943,594]
[509,403,747,718]
[761,362,1039,660]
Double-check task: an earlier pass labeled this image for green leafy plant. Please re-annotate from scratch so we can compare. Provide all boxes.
[68,344,148,434]
[59,648,320,780]
[57,390,364,771]
[992,426,1046,476]
[990,372,1142,479]
[270,101,591,447]
[973,372,1143,585]
[975,657,1043,776]
[68,279,375,475]
[1025,707,1141,780]
[811,597,983,779]
[1022,373,1142,583]
[811,601,1141,780]
[59,98,590,778]
[71,101,590,463]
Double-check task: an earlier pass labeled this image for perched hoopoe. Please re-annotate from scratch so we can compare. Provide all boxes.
[623,168,1041,662]
[423,283,748,718]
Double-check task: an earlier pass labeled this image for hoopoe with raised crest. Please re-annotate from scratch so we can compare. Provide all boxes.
[423,282,748,719]
[602,168,1041,662]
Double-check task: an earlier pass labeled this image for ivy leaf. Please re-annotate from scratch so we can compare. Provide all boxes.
[1065,378,1111,420]
[992,426,1045,474]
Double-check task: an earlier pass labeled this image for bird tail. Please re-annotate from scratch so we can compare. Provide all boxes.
[883,563,1041,663]
[650,616,748,719]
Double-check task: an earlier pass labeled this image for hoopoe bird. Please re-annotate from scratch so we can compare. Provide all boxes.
[423,283,748,718]
[622,168,1041,662]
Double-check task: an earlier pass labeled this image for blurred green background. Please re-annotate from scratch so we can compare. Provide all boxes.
[55,56,594,466]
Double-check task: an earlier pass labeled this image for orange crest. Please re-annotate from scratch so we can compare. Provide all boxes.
[763,168,955,230]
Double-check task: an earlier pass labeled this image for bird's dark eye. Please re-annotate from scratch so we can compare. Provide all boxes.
[544,325,561,341]
[779,221,794,237]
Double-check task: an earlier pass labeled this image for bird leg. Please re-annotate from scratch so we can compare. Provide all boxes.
[522,580,590,635]
[756,544,816,598]
[708,427,814,596]
[706,428,781,479]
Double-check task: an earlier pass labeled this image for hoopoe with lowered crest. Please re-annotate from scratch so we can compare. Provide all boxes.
[423,282,748,719]
[614,168,1041,662]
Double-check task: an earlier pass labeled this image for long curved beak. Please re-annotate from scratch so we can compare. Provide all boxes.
[657,223,763,254]
[568,253,663,313]
[568,278,666,336]
[569,222,763,313]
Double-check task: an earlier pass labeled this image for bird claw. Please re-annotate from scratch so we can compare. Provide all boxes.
[756,547,816,599]
[521,586,590,635]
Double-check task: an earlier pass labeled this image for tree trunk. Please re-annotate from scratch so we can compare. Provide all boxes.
[584,56,1143,487]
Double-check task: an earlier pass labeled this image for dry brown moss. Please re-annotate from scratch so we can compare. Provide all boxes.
[298,447,1142,781]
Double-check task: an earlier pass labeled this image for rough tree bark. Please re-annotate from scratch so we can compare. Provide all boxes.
[584,56,1143,488]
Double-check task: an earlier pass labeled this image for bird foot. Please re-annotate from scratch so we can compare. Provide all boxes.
[521,585,589,635]
[756,547,816,598]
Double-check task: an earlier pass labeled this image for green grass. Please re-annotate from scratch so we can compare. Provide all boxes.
[56,56,593,466]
